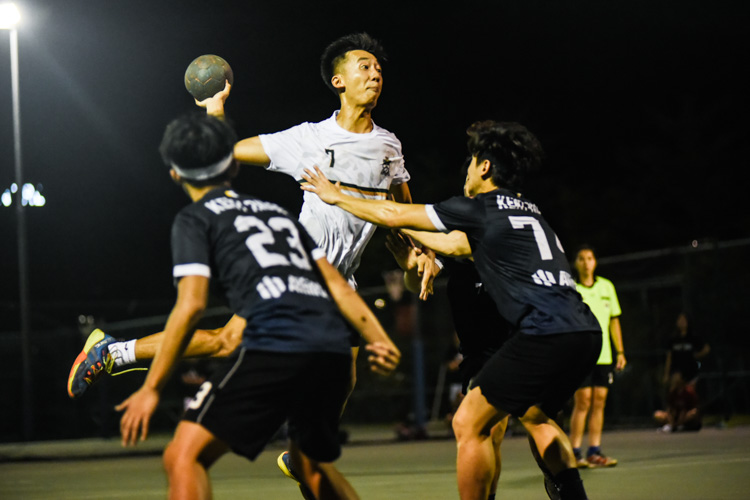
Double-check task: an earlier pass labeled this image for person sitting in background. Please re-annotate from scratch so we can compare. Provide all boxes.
[656,312,710,432]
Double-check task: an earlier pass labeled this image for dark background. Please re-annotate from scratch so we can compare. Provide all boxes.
[1,0,748,327]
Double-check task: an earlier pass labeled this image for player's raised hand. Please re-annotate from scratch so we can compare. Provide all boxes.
[365,342,401,376]
[115,386,160,447]
[301,166,343,205]
[194,80,232,118]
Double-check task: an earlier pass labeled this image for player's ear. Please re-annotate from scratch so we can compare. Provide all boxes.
[169,168,182,185]
[479,159,492,177]
[331,74,345,92]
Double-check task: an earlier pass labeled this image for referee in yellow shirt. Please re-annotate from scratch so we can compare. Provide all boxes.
[569,245,626,468]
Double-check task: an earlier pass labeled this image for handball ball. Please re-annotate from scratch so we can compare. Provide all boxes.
[184,54,234,101]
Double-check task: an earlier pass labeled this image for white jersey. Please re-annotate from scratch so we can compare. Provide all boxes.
[259,112,410,285]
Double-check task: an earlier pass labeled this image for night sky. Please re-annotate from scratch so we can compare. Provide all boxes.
[1,0,748,327]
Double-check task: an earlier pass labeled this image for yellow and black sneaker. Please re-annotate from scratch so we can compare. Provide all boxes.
[67,329,115,399]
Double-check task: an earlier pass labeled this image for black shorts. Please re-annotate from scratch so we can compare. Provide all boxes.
[579,363,614,388]
[459,351,497,394]
[183,348,351,463]
[472,331,601,418]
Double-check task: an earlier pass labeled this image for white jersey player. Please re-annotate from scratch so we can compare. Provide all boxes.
[259,111,410,285]
[198,33,417,289]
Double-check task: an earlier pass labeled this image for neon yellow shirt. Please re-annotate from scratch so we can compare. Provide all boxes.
[576,276,621,365]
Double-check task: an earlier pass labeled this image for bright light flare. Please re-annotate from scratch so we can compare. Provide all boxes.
[2,183,46,207]
[0,3,20,29]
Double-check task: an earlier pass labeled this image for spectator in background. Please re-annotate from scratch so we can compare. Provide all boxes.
[568,245,626,468]
[655,312,710,432]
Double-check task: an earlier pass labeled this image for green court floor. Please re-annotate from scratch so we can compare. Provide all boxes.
[1,425,748,499]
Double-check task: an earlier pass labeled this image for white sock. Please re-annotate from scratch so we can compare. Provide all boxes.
[108,340,137,366]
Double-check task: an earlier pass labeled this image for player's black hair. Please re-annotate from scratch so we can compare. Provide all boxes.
[574,244,598,260]
[320,32,387,95]
[465,121,545,192]
[159,111,238,186]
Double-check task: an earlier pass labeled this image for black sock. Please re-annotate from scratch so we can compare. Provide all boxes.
[487,495,496,500]
[553,468,587,500]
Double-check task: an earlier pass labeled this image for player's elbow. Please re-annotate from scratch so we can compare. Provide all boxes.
[177,297,207,323]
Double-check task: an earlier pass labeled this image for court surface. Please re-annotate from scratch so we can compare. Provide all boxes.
[1,424,748,499]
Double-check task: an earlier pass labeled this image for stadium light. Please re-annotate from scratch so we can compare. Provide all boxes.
[2,2,33,440]
[0,3,20,29]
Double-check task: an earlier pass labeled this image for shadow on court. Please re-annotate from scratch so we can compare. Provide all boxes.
[1,424,749,499]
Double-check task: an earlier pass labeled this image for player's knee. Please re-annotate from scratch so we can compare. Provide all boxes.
[573,396,592,413]
[163,441,185,477]
[452,405,479,442]
[591,394,608,411]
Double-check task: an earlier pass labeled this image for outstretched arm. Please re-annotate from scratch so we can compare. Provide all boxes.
[315,256,400,375]
[401,228,472,258]
[301,166,437,231]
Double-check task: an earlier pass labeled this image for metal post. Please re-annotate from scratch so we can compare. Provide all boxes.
[10,26,33,440]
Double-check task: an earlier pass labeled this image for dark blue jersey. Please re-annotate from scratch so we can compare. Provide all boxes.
[427,189,599,336]
[171,188,351,354]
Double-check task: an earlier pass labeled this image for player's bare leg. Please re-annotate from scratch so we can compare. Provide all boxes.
[289,441,359,500]
[489,416,508,496]
[131,314,245,361]
[568,387,591,451]
[521,406,587,499]
[69,316,246,399]
[452,386,506,500]
[521,406,576,474]
[162,421,229,500]
[587,386,608,447]
[571,386,616,468]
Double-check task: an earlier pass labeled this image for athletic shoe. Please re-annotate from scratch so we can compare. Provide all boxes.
[277,451,300,482]
[67,329,115,399]
[576,456,590,468]
[586,452,618,468]
[277,451,314,498]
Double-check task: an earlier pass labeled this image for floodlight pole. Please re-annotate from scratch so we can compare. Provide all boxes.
[7,21,33,440]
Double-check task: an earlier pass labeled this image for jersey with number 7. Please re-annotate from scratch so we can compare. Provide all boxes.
[426,188,600,337]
